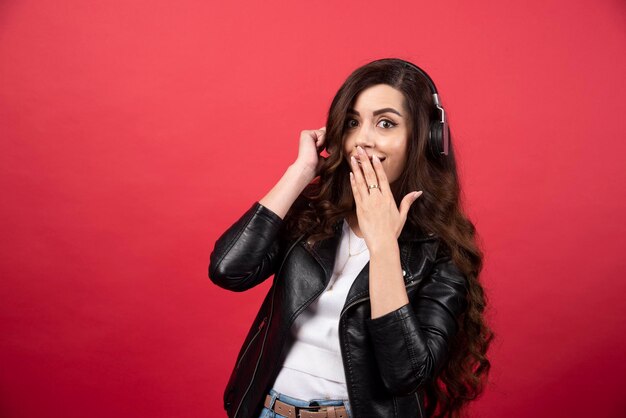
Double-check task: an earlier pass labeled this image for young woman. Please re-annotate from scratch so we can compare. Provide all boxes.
[209,58,493,418]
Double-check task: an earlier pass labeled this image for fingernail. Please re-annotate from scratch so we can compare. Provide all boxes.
[351,156,357,164]
[357,146,364,154]
[373,155,379,163]
[414,191,423,199]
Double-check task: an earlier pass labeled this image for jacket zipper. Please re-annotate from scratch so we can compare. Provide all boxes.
[236,316,267,369]
[415,392,424,418]
[233,234,305,418]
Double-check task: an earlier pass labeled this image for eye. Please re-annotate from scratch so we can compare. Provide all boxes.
[377,119,397,129]
[346,118,359,129]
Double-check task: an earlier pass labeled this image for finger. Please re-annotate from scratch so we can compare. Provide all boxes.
[399,191,421,216]
[397,194,413,235]
[350,155,368,198]
[313,128,326,147]
[356,146,380,192]
[349,169,362,204]
[371,155,391,195]
[397,191,423,235]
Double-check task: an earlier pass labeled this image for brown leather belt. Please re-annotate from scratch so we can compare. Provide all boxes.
[264,394,348,418]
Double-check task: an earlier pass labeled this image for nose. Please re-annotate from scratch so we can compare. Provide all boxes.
[354,123,375,150]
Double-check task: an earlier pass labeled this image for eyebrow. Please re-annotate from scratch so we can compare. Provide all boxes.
[347,107,403,117]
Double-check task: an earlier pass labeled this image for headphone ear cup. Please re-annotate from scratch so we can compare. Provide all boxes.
[428,122,443,155]
[442,121,449,156]
[428,120,450,156]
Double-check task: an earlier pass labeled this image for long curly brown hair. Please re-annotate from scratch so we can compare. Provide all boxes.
[281,58,493,417]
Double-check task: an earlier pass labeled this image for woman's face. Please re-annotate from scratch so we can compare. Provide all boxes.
[343,84,410,184]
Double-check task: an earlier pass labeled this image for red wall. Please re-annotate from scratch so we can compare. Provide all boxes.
[1,1,625,417]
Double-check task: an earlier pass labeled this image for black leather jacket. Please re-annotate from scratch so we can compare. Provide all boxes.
[209,201,468,418]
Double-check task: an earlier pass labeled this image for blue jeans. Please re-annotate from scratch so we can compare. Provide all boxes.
[258,388,353,418]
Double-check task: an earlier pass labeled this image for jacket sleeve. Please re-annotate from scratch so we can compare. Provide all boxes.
[365,247,468,396]
[208,201,286,292]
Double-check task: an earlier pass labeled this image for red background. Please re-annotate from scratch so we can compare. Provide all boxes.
[1,1,625,417]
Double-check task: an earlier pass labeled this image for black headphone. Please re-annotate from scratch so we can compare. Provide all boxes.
[399,60,450,156]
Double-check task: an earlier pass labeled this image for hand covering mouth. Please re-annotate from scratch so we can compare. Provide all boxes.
[357,156,386,164]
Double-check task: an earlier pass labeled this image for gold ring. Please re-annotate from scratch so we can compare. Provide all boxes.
[368,184,379,189]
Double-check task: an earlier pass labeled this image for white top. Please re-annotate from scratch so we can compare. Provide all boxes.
[272,219,370,400]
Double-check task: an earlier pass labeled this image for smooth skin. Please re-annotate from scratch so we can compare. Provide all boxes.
[259,83,422,318]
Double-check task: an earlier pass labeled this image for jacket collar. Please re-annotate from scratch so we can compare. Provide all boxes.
[302,219,422,303]
[303,219,344,284]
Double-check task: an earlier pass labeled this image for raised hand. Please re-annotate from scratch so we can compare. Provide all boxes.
[294,127,326,176]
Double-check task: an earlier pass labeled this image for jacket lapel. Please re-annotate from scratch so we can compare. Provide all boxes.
[302,220,343,286]
[302,219,415,305]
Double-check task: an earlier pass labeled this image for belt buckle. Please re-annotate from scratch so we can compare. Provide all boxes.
[297,403,323,417]
[300,404,345,418]
[267,397,322,418]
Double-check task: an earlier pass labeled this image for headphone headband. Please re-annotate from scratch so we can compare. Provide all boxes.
[399,60,450,156]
